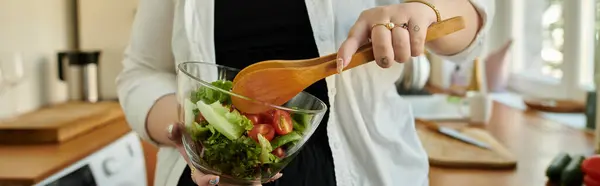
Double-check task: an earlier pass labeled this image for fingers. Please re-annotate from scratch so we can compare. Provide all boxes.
[371,25,394,68]
[192,172,220,186]
[390,24,411,63]
[407,18,429,57]
[337,21,370,71]
[267,173,283,182]
[167,122,186,146]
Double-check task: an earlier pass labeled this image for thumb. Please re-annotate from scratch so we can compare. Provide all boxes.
[336,23,369,73]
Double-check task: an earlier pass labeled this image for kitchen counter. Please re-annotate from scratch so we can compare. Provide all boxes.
[428,101,596,186]
[0,119,132,185]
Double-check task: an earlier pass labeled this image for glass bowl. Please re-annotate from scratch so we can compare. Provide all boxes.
[177,62,328,185]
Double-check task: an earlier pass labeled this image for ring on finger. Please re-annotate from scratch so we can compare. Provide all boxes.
[371,22,408,31]
[190,166,197,183]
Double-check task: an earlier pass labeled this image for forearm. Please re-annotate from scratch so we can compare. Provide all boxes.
[146,94,179,146]
[425,0,483,55]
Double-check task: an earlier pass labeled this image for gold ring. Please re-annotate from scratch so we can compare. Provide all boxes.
[372,23,408,31]
[190,166,196,175]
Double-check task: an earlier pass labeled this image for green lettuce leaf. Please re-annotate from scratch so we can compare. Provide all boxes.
[191,80,234,105]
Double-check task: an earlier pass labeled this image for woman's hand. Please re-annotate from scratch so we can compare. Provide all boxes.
[167,123,283,186]
[337,2,438,69]
[168,123,221,186]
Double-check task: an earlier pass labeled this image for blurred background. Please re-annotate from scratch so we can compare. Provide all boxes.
[0,0,598,117]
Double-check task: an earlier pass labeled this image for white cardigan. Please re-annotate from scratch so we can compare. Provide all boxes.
[117,0,494,185]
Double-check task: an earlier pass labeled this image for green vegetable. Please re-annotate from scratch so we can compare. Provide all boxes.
[201,133,263,179]
[546,152,572,182]
[271,132,302,149]
[195,101,253,140]
[184,98,197,126]
[291,110,312,133]
[187,121,211,141]
[185,79,297,180]
[191,80,234,105]
[561,155,585,186]
[257,134,278,164]
[292,120,305,133]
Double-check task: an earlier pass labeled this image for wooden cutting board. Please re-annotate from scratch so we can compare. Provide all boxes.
[416,122,517,169]
[0,101,124,145]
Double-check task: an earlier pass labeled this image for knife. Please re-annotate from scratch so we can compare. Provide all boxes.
[417,119,491,149]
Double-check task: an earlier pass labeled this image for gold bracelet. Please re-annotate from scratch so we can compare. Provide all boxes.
[404,0,441,22]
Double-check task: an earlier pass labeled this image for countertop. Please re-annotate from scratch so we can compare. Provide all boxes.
[0,119,132,185]
[428,101,596,186]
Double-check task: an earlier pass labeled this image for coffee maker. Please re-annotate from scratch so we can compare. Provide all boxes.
[57,51,101,103]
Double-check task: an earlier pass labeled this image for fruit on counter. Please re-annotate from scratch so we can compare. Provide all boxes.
[560,155,585,186]
[546,152,572,182]
[582,155,600,181]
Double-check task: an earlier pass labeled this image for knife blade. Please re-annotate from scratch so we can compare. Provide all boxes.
[437,126,491,149]
[416,119,491,149]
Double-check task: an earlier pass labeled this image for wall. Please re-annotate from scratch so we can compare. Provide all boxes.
[78,0,139,100]
[0,0,76,118]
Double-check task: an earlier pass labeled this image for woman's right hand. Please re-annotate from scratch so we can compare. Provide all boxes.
[167,122,221,186]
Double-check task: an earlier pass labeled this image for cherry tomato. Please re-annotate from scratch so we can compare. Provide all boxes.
[248,124,275,142]
[585,175,600,186]
[583,155,600,180]
[260,109,276,124]
[271,110,293,135]
[272,147,286,158]
[195,113,205,123]
[243,114,261,125]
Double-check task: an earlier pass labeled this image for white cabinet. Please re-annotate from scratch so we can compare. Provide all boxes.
[77,0,139,100]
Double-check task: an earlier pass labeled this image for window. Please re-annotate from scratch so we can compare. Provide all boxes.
[502,0,596,101]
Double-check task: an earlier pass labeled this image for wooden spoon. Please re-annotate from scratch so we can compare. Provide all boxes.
[232,16,466,114]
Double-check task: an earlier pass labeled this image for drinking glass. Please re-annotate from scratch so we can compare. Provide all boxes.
[0,52,25,95]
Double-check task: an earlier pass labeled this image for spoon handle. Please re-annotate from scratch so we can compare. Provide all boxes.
[319,16,467,76]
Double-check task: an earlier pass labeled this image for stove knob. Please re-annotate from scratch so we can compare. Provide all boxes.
[102,157,120,176]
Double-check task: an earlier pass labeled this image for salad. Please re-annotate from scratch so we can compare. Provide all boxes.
[183,79,312,180]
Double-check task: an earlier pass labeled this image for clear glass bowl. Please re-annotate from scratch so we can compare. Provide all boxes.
[177,62,328,185]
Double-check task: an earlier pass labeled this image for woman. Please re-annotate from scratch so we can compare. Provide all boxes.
[117,0,494,185]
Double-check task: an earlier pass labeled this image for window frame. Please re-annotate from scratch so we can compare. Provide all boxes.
[499,0,596,101]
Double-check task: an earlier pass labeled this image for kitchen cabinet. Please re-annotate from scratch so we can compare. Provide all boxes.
[77,0,139,100]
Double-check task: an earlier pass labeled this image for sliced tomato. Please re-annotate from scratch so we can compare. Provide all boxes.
[260,109,276,124]
[248,124,275,142]
[272,147,286,158]
[271,110,293,135]
[243,114,261,125]
[585,175,600,186]
[583,155,600,180]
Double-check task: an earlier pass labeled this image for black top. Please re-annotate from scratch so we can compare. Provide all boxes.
[177,0,336,185]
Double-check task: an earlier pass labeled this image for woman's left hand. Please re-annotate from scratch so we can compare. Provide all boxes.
[337,2,438,69]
